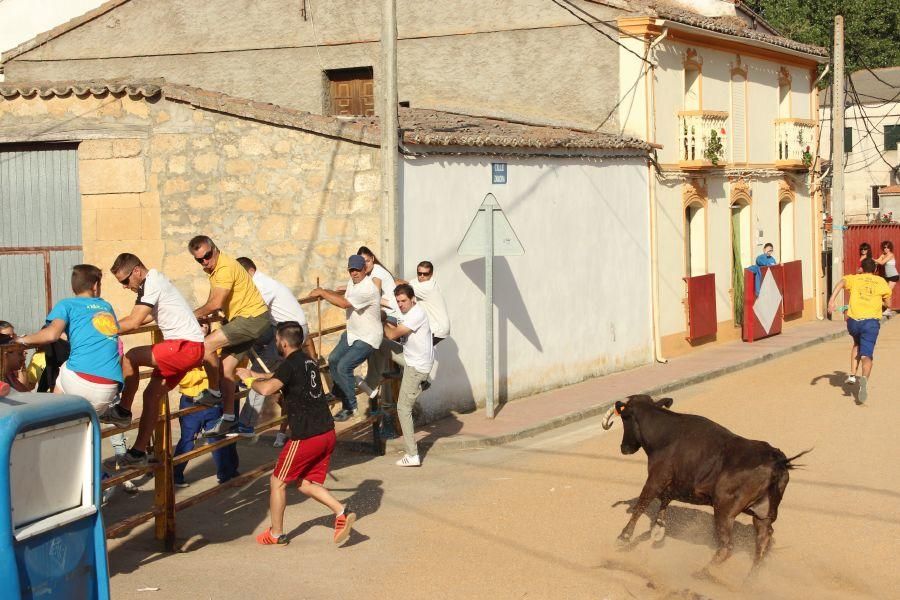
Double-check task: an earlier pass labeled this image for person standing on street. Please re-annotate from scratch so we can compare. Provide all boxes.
[828,257,892,404]
[874,240,897,317]
[409,260,450,345]
[381,284,434,466]
[237,321,355,546]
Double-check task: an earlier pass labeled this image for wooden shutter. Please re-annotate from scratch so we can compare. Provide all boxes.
[731,75,747,163]
[328,68,374,117]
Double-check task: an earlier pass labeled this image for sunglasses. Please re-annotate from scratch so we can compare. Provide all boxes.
[194,249,215,263]
[118,271,133,286]
[348,268,362,273]
[417,271,431,276]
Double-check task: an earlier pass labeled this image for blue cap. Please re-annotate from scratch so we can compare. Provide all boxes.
[348,255,366,271]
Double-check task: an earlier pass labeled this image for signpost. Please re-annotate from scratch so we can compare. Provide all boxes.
[458,193,524,418]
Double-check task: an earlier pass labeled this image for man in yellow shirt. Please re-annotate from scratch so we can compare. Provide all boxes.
[190,235,270,435]
[828,258,892,404]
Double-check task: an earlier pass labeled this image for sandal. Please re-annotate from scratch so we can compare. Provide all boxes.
[256,528,289,546]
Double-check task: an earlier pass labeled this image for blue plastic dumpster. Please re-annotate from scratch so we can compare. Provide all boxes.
[0,383,111,600]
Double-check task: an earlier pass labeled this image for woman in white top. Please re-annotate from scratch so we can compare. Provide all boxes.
[357,245,400,317]
[875,240,897,315]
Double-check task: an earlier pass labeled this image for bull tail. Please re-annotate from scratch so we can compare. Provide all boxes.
[779,448,813,470]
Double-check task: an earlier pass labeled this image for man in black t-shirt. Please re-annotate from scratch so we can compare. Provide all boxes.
[237,321,356,546]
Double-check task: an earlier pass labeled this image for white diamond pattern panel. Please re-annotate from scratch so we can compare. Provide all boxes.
[753,270,783,334]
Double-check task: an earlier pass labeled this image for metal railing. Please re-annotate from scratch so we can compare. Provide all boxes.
[0,291,354,550]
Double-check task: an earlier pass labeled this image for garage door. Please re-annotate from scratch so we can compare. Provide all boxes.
[0,143,83,332]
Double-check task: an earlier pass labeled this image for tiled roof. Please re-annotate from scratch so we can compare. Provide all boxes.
[0,79,650,153]
[638,1,828,57]
[880,185,900,195]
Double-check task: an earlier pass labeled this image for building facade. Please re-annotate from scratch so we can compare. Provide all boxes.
[616,11,828,355]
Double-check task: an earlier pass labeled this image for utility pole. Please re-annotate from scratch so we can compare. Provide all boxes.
[380,0,400,274]
[831,15,845,295]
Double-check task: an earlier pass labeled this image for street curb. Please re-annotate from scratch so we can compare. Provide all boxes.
[339,325,847,456]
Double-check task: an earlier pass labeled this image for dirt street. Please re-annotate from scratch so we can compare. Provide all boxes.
[106,320,900,599]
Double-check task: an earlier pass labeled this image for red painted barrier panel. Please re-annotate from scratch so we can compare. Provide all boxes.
[843,224,900,309]
[743,265,784,342]
[684,273,717,341]
[782,260,804,316]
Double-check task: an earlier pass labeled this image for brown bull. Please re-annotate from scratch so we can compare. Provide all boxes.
[602,395,809,574]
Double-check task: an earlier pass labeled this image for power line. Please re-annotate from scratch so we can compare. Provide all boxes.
[847,75,898,173]
[548,0,651,64]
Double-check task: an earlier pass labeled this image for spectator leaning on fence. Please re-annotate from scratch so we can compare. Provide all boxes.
[237,321,355,546]
[409,260,450,345]
[101,253,207,466]
[189,235,271,436]
[173,360,240,487]
[309,255,382,422]
[15,265,123,416]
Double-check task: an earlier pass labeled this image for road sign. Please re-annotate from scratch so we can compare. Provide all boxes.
[492,163,507,184]
[458,194,524,256]
[457,194,524,418]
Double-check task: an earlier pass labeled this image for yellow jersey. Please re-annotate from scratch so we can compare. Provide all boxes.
[209,253,267,321]
[844,274,891,320]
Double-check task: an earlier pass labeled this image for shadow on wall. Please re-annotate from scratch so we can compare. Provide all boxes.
[461,256,543,406]
[418,337,475,421]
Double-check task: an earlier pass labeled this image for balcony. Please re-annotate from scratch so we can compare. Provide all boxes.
[678,110,729,170]
[774,118,816,170]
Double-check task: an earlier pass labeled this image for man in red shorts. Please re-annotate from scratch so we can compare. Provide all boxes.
[102,253,206,466]
[236,321,355,546]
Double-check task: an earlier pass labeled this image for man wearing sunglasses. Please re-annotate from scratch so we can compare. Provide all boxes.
[189,235,270,435]
[100,253,206,465]
[309,255,382,421]
[409,260,450,346]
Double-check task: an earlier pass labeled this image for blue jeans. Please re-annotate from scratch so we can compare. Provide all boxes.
[328,333,374,412]
[174,395,240,483]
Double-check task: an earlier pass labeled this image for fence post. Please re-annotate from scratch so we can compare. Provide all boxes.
[150,328,176,551]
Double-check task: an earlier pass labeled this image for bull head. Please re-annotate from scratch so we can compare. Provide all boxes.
[604,395,674,454]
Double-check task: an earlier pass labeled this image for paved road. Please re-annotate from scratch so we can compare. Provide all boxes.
[106,320,900,599]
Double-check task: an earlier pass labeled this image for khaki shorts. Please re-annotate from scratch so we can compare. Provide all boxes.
[220,312,270,360]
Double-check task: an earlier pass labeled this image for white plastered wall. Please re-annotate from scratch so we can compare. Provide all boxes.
[401,155,651,420]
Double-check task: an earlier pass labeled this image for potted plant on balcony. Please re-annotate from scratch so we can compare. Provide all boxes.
[802,145,813,168]
[704,128,725,166]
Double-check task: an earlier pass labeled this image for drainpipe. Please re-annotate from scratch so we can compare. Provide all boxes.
[647,27,668,363]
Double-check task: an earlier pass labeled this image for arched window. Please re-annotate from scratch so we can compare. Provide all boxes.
[684,49,702,111]
[730,181,753,325]
[685,201,707,277]
[730,57,748,163]
[778,67,792,119]
[779,198,794,261]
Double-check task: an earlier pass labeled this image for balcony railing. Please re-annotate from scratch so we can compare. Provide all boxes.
[678,111,729,169]
[775,118,816,169]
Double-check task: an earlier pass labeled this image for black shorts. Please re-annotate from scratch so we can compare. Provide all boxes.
[885,275,899,283]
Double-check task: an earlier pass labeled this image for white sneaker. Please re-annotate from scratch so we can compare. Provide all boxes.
[845,375,857,385]
[395,454,421,467]
[273,432,287,448]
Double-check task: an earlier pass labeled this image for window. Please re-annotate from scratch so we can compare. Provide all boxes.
[685,202,706,277]
[872,185,880,209]
[779,199,794,261]
[684,67,701,110]
[844,127,853,153]
[885,124,900,152]
[325,67,374,117]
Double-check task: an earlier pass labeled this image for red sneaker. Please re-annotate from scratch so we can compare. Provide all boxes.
[256,528,288,546]
[333,512,356,544]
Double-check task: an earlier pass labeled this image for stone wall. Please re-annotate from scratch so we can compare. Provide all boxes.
[0,91,381,335]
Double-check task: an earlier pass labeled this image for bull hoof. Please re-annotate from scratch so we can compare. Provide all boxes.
[650,525,666,544]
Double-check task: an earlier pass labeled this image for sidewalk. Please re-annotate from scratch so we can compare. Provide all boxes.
[346,318,849,454]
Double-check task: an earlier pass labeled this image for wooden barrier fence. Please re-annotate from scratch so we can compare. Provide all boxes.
[0,291,379,551]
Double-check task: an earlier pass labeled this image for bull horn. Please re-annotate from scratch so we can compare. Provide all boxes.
[601,406,616,430]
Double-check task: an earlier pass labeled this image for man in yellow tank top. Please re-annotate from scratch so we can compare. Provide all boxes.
[190,235,270,435]
[828,258,892,405]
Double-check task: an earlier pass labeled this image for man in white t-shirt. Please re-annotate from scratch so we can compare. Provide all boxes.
[236,257,317,440]
[410,260,450,344]
[309,255,382,421]
[103,253,206,466]
[381,283,433,467]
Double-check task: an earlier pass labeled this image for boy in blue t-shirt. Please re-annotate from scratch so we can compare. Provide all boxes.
[16,264,123,416]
